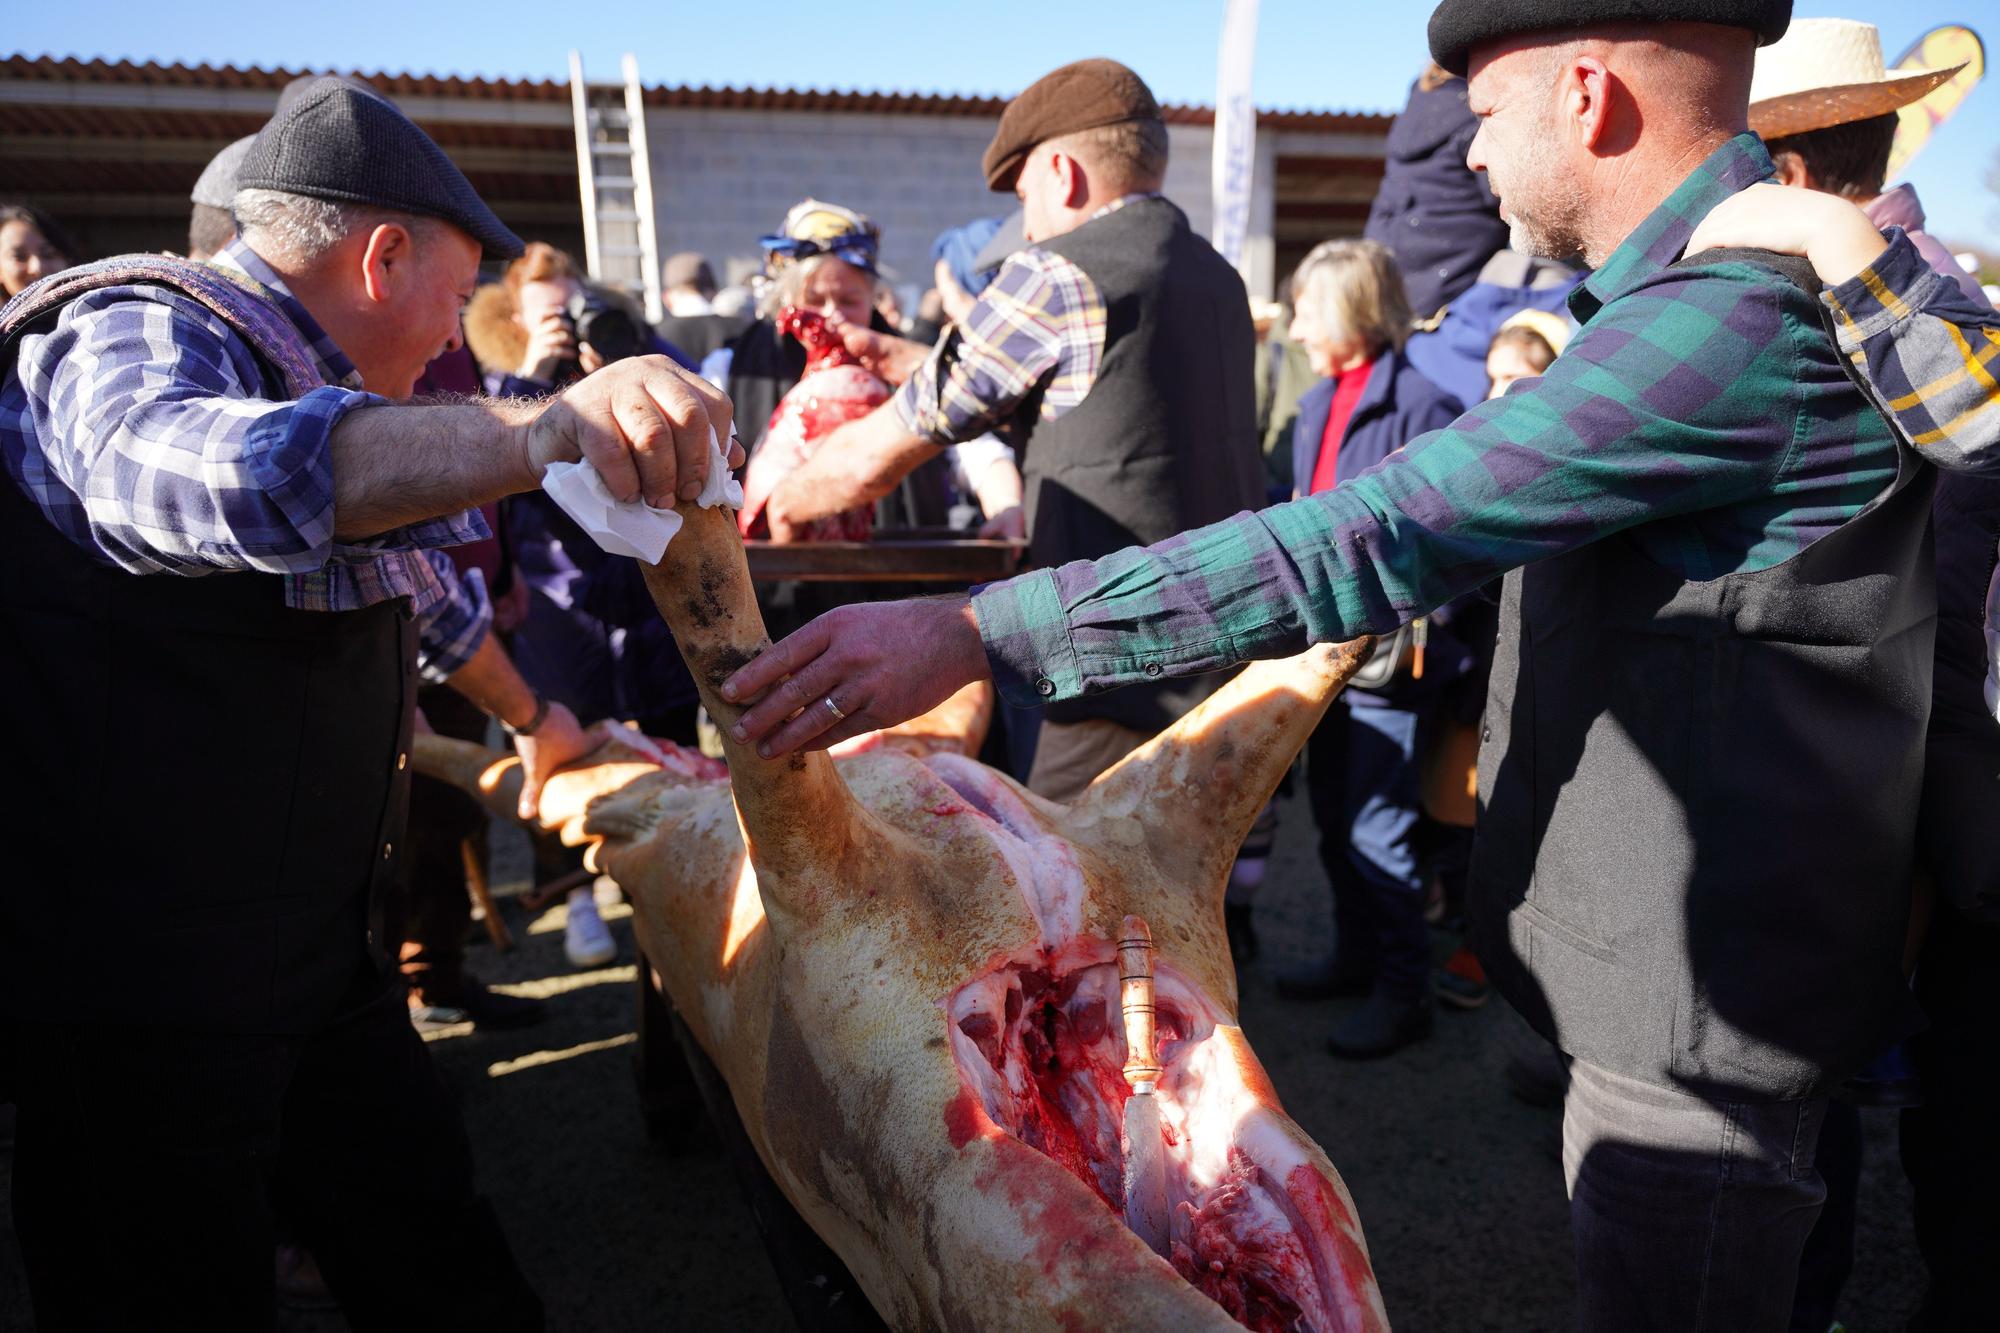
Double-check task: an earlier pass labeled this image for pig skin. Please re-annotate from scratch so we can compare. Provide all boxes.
[415,502,1391,1332]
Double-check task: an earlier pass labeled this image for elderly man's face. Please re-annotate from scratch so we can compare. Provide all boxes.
[369,223,482,398]
[1466,45,1588,266]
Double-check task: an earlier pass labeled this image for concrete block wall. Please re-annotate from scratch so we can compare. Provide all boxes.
[643,110,1256,302]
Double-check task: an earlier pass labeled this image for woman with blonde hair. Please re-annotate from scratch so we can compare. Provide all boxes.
[1274,237,1473,1059]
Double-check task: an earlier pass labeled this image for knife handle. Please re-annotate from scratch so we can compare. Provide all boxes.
[1119,914,1162,1089]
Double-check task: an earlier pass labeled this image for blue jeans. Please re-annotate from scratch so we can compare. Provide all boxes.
[1563,1058,1828,1332]
[1307,698,1432,1000]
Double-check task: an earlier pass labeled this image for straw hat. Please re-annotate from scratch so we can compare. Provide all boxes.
[1749,18,1966,139]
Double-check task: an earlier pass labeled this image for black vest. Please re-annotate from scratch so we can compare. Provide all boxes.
[1023,197,1264,731]
[1469,252,1935,1101]
[0,262,413,1032]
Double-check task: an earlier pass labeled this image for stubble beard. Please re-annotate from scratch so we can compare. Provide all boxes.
[1492,135,1589,267]
[1507,212,1586,267]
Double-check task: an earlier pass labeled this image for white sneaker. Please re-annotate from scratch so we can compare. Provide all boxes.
[564,884,617,968]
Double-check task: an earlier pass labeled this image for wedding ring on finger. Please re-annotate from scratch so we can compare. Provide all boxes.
[822,696,847,725]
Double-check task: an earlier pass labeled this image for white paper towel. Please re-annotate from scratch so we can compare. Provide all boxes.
[540,429,744,563]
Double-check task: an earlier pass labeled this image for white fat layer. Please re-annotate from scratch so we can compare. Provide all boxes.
[926,752,1350,1324]
[1168,1031,1311,1191]
[601,719,668,765]
[1164,1028,1345,1330]
[923,755,1087,943]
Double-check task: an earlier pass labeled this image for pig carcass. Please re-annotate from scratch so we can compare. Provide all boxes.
[416,502,1390,1332]
[738,306,890,542]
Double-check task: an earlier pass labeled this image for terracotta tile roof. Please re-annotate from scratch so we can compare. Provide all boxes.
[0,53,1391,130]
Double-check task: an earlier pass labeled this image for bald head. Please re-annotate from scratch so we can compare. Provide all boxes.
[1465,20,1756,267]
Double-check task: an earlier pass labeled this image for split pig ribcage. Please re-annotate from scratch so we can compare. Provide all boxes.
[928,756,1368,1333]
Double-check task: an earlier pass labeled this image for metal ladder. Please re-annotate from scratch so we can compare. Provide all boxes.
[568,51,662,324]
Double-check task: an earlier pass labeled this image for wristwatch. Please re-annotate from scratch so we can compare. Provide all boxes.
[498,691,551,739]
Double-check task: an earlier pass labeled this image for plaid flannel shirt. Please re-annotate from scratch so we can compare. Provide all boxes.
[1824,229,2000,469]
[0,239,490,678]
[1827,229,2000,718]
[889,196,1162,446]
[972,135,1901,707]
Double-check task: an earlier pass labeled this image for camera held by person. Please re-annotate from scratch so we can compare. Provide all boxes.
[464,241,689,396]
[556,287,648,379]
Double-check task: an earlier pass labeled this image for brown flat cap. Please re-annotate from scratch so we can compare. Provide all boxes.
[981,58,1162,193]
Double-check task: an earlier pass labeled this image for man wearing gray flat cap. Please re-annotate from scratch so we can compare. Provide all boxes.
[187,133,254,260]
[0,74,738,1329]
[725,3,1939,1324]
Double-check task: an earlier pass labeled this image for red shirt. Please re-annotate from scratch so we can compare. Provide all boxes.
[1308,359,1377,496]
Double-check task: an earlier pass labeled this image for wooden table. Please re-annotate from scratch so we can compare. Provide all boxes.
[744,533,1026,584]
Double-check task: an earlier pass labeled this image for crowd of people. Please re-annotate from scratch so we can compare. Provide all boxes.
[1,0,1995,1329]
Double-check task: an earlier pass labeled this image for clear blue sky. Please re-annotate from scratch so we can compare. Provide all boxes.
[17,1,2000,245]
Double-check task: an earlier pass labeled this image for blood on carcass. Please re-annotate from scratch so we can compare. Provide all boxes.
[418,499,1391,1331]
[949,946,1347,1332]
[737,306,891,541]
[1173,1154,1321,1333]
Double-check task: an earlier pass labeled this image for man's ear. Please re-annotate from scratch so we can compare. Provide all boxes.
[1565,54,1615,152]
[1769,151,1811,189]
[359,222,417,305]
[1053,151,1090,209]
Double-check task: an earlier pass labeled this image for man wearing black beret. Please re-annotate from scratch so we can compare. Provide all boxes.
[725,3,1936,1325]
[0,77,738,1327]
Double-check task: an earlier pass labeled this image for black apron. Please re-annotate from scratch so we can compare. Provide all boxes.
[1,263,414,1033]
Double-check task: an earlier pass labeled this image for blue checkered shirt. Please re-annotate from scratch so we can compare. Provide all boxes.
[1,239,489,678]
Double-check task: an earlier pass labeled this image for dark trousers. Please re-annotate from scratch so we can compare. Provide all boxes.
[1901,907,2000,1331]
[1563,1058,1827,1332]
[1307,698,1432,1000]
[7,978,542,1332]
[1788,1100,1862,1333]
[394,684,490,986]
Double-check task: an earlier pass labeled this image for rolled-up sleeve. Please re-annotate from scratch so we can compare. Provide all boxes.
[892,250,1102,447]
[1823,228,2000,473]
[15,286,386,576]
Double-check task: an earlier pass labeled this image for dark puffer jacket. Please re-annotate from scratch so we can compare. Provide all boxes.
[1363,71,1509,319]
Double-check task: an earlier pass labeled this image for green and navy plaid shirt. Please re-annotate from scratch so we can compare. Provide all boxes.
[972,134,1901,707]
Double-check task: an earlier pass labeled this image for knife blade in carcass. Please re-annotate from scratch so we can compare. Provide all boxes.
[1119,913,1172,1256]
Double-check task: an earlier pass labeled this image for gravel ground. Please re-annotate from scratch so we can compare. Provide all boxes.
[0,786,1927,1331]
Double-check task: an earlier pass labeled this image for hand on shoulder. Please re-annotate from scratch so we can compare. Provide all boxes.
[1687,184,1888,287]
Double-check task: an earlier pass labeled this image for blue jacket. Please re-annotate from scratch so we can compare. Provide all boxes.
[1292,348,1473,706]
[1291,346,1463,499]
[1404,252,1581,409]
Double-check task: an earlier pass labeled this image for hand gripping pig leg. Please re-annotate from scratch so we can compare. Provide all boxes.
[1120,914,1172,1257]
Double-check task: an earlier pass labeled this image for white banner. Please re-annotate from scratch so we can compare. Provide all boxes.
[1210,0,1262,274]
